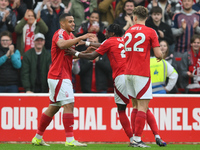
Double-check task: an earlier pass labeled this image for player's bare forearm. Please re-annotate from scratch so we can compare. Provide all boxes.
[57,38,83,49]
[57,33,95,49]
[153,47,163,61]
[66,48,99,60]
[90,42,101,48]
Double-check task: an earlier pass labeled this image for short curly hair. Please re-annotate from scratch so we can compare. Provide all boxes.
[107,23,123,37]
[133,6,148,20]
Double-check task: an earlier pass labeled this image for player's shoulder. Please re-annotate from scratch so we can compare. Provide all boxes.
[103,37,122,45]
[58,29,65,35]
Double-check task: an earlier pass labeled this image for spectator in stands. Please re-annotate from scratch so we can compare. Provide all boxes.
[133,0,150,7]
[79,36,112,93]
[146,6,174,48]
[70,0,97,34]
[172,0,200,54]
[0,31,21,93]
[115,0,135,18]
[9,0,27,21]
[147,0,181,26]
[0,0,17,33]
[114,0,134,32]
[41,0,66,51]
[34,0,70,15]
[76,10,106,43]
[98,0,117,25]
[160,40,178,93]
[160,40,174,65]
[15,9,48,56]
[192,1,200,13]
[181,34,200,94]
[21,33,51,93]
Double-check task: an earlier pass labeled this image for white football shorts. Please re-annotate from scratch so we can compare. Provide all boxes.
[125,75,152,100]
[48,79,74,106]
[114,74,130,105]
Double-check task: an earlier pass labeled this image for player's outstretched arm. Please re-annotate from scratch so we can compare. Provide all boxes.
[153,47,163,61]
[76,40,101,48]
[66,48,100,60]
[57,33,95,49]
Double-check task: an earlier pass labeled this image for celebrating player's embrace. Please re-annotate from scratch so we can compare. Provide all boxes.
[32,6,166,148]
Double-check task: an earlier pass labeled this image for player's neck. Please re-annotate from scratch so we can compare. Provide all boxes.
[135,20,145,25]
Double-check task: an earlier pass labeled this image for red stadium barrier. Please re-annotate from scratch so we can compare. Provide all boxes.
[0,94,200,142]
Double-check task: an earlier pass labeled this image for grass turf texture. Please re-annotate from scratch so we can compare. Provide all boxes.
[0,143,200,150]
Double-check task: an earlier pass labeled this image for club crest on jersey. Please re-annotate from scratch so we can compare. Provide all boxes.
[65,91,69,97]
[59,34,63,39]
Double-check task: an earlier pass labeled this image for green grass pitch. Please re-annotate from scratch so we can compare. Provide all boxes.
[1,143,200,150]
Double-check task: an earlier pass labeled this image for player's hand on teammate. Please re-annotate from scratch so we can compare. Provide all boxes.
[76,40,85,47]
[83,46,97,53]
[65,47,76,56]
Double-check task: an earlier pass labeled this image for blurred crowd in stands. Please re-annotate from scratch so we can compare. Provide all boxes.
[1,0,200,94]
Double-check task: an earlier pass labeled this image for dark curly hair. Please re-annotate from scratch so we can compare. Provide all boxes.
[107,23,123,37]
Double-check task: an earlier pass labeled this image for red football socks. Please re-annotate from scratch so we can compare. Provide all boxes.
[37,113,52,136]
[118,110,133,138]
[134,111,146,137]
[131,109,138,134]
[63,113,74,137]
[146,109,159,135]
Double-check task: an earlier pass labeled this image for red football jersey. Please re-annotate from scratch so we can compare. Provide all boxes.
[48,29,75,80]
[95,37,126,80]
[124,24,160,77]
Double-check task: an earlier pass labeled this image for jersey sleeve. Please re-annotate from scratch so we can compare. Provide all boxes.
[151,29,160,48]
[95,39,110,55]
[55,30,67,43]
